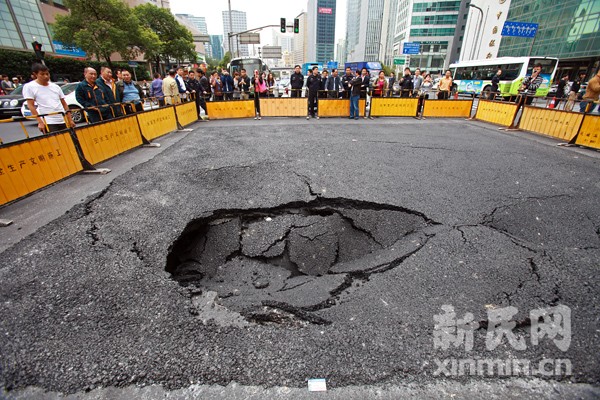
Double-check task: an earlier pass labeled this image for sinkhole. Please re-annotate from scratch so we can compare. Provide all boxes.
[166,198,436,326]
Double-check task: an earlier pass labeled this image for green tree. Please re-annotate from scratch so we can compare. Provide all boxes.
[380,62,393,76]
[53,0,158,68]
[218,52,232,70]
[133,4,197,72]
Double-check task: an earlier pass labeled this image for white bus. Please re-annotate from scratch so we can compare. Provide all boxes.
[449,57,559,98]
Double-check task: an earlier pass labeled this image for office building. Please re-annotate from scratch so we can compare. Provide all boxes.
[306,0,336,63]
[345,0,385,62]
[336,39,347,64]
[293,11,308,65]
[380,0,399,66]
[210,35,224,60]
[498,0,600,76]
[222,10,248,57]
[2,0,54,53]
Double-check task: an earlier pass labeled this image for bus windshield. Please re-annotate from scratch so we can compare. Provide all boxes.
[229,58,267,75]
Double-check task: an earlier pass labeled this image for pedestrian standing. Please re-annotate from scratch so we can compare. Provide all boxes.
[185,70,201,116]
[359,68,370,99]
[251,69,268,119]
[306,66,321,119]
[319,70,329,99]
[437,70,453,100]
[290,65,304,98]
[96,66,121,117]
[412,69,423,97]
[517,64,543,107]
[221,68,234,100]
[266,72,276,97]
[349,70,362,120]
[197,69,210,118]
[210,72,223,101]
[565,72,585,112]
[554,74,569,109]
[1,75,15,94]
[388,72,396,97]
[373,71,388,97]
[162,69,180,105]
[399,67,413,98]
[579,69,599,113]
[116,70,144,114]
[24,63,75,133]
[238,69,251,100]
[417,73,434,119]
[75,67,112,123]
[490,68,502,100]
[150,72,164,106]
[341,67,353,99]
[326,68,342,98]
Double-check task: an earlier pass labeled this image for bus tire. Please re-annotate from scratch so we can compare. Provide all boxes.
[481,85,491,99]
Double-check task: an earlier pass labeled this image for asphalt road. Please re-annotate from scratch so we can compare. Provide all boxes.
[0,117,599,399]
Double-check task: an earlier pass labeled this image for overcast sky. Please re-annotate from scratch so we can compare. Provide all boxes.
[169,0,347,46]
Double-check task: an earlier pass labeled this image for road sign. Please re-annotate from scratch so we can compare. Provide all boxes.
[393,58,406,65]
[262,46,282,59]
[239,33,261,45]
[501,21,538,38]
[192,34,210,42]
[127,61,138,67]
[402,42,420,55]
[327,61,338,70]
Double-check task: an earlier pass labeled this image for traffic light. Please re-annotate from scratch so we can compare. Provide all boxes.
[294,18,300,34]
[280,18,286,33]
[31,41,44,60]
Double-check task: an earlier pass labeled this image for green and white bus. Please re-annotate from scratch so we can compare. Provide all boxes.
[449,57,559,98]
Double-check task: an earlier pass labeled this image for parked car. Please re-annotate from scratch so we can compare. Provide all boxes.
[0,85,26,120]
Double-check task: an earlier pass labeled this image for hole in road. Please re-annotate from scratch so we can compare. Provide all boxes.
[166,198,436,326]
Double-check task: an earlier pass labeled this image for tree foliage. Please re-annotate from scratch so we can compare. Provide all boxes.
[53,0,159,67]
[133,4,197,70]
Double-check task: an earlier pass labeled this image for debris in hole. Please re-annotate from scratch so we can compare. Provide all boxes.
[166,198,436,327]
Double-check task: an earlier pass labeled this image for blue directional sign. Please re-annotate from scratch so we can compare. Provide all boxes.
[402,42,420,55]
[501,21,539,38]
[327,61,338,70]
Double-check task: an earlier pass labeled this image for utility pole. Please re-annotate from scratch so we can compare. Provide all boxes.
[228,0,234,57]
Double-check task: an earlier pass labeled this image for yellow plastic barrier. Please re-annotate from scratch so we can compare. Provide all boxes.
[206,100,255,119]
[260,98,306,117]
[474,100,518,127]
[519,106,584,141]
[318,99,366,117]
[370,98,419,117]
[423,99,473,118]
[136,107,178,141]
[0,132,83,206]
[175,101,199,127]
[75,115,143,165]
[575,114,600,149]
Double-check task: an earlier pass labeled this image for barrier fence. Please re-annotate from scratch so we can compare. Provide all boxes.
[1,94,599,207]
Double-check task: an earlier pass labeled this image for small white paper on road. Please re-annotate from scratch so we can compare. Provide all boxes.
[308,378,327,391]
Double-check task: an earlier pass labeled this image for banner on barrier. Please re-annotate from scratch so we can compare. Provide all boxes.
[370,98,419,117]
[137,107,178,141]
[575,114,600,149]
[519,107,584,141]
[260,98,306,117]
[75,115,143,165]
[318,99,366,117]
[206,100,254,119]
[0,131,83,206]
[175,102,198,127]
[423,99,473,118]
[475,100,518,127]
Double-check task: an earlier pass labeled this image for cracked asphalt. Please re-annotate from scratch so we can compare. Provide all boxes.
[1,117,599,398]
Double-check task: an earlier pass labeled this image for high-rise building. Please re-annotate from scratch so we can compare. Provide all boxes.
[175,14,208,34]
[391,0,463,72]
[271,31,293,54]
[336,39,347,64]
[307,0,336,63]
[380,0,399,66]
[2,0,54,53]
[293,12,308,65]
[345,0,385,62]
[498,0,600,76]
[210,35,224,60]
[222,10,248,57]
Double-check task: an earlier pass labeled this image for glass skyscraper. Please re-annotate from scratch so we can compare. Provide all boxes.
[308,0,336,63]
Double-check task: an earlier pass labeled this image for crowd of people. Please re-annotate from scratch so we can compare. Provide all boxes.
[7,60,599,131]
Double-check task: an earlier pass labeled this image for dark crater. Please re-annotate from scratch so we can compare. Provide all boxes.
[166,198,438,326]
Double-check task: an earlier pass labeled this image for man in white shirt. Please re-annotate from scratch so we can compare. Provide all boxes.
[23,63,75,133]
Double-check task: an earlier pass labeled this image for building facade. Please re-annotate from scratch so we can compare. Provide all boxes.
[498,0,600,76]
[292,11,307,66]
[345,0,385,62]
[222,10,248,57]
[307,0,336,64]
[209,35,224,61]
[1,0,55,53]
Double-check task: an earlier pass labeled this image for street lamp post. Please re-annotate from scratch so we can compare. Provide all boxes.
[469,4,484,61]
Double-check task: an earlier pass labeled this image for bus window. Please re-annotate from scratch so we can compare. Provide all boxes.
[527,58,558,75]
[499,63,523,80]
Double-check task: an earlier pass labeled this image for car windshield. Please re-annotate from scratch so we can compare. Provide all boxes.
[61,83,79,96]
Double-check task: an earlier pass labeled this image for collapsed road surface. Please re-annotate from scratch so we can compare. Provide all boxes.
[0,118,599,398]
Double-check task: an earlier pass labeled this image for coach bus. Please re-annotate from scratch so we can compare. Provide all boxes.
[344,61,383,80]
[449,57,558,98]
[228,57,269,75]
